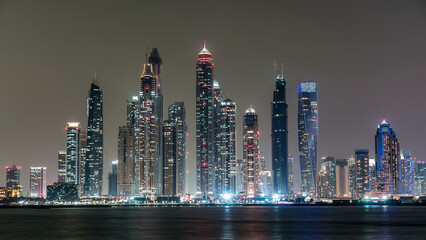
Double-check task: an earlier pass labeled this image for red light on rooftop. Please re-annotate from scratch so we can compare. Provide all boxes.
[202,162,207,167]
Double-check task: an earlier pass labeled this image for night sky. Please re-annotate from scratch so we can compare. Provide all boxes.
[0,0,425,194]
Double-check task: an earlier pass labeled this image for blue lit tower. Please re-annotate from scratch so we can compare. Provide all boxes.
[168,102,187,196]
[196,42,214,198]
[84,76,104,196]
[375,120,401,194]
[243,107,260,198]
[298,82,318,196]
[400,150,414,195]
[272,68,288,196]
[139,49,162,196]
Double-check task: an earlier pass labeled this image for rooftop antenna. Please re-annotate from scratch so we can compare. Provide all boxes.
[204,40,206,49]
[93,70,98,85]
[281,62,284,79]
[274,61,278,78]
[145,41,150,64]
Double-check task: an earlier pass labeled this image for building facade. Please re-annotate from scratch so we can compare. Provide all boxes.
[196,43,215,198]
[168,102,187,196]
[298,82,318,196]
[243,107,260,199]
[108,160,118,197]
[6,165,21,188]
[355,149,370,198]
[30,167,47,198]
[58,151,66,183]
[66,122,81,185]
[272,72,289,196]
[117,126,136,197]
[162,121,177,196]
[220,98,237,194]
[84,80,104,196]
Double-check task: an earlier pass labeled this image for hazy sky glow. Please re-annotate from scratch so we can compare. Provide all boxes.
[0,0,425,194]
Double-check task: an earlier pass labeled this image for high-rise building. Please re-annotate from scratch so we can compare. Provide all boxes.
[168,102,187,196]
[29,167,47,198]
[196,43,214,198]
[213,81,224,196]
[355,149,370,198]
[84,79,104,196]
[139,49,163,196]
[317,157,336,198]
[108,160,118,197]
[375,120,401,194]
[347,156,356,197]
[287,155,294,197]
[66,122,81,185]
[127,96,140,194]
[259,154,272,197]
[243,107,260,199]
[369,158,377,191]
[298,82,318,196]
[79,131,87,196]
[235,159,245,195]
[401,150,414,195]
[414,160,426,195]
[220,98,236,194]
[6,165,21,188]
[272,70,289,196]
[117,126,136,197]
[335,159,350,197]
[162,121,177,196]
[58,151,66,183]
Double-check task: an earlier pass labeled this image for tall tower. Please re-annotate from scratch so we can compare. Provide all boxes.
[355,149,370,198]
[196,43,214,198]
[168,102,187,195]
[272,68,289,196]
[84,78,104,196]
[400,150,414,195]
[80,131,87,196]
[298,82,318,196]
[139,49,162,196]
[375,120,401,194]
[6,165,21,188]
[220,98,236,194]
[66,122,81,185]
[243,107,260,199]
[162,120,177,196]
[30,167,47,198]
[57,151,66,183]
[213,81,224,196]
[127,96,140,194]
[117,126,135,197]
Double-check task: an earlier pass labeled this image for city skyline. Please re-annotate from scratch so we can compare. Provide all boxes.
[0,1,425,195]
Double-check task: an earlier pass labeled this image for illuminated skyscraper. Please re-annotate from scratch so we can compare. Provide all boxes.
[168,102,187,195]
[414,160,426,195]
[30,167,47,198]
[213,81,224,196]
[220,98,236,194]
[139,49,163,196]
[401,150,414,195]
[243,107,260,198]
[117,126,135,197]
[79,131,87,196]
[355,149,370,197]
[317,157,336,198]
[196,43,214,198]
[6,165,21,188]
[58,151,66,183]
[375,120,401,194]
[127,96,140,193]
[84,79,104,196]
[287,155,294,196]
[298,82,318,196]
[335,159,350,197]
[162,121,177,196]
[66,122,81,185]
[108,160,118,197]
[347,156,356,197]
[272,69,289,196]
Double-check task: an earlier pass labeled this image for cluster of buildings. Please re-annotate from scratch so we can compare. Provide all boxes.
[2,43,426,203]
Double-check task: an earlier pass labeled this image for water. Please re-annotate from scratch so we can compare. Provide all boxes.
[0,206,425,239]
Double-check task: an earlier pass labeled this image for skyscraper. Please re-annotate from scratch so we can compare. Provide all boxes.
[243,107,260,199]
[213,81,224,196]
[6,165,21,188]
[127,96,140,194]
[272,69,289,196]
[29,167,47,198]
[401,150,414,195]
[220,98,236,194]
[287,155,294,196]
[66,122,81,185]
[168,102,187,196]
[347,156,357,197]
[79,131,87,196]
[58,151,66,183]
[84,79,104,197]
[162,121,177,196]
[139,49,163,196]
[117,126,135,197]
[196,43,214,198]
[414,160,426,195]
[375,120,401,194]
[298,82,318,196]
[355,149,370,198]
[317,157,336,198]
[335,159,350,197]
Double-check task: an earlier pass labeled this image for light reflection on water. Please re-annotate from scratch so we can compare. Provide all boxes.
[0,206,425,239]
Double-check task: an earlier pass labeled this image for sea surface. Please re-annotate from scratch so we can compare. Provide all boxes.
[0,205,425,239]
